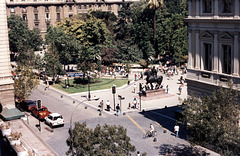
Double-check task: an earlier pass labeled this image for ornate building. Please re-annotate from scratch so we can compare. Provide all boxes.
[5,0,138,37]
[0,0,24,120]
[186,0,240,96]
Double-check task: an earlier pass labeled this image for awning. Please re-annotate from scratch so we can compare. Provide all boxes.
[0,107,25,121]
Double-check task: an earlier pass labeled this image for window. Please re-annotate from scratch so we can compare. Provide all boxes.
[203,0,212,13]
[46,13,49,19]
[22,7,27,12]
[98,4,101,8]
[89,5,92,8]
[35,23,39,27]
[222,0,232,13]
[69,14,73,18]
[47,23,50,28]
[34,14,38,21]
[34,7,38,12]
[56,6,60,12]
[69,5,72,11]
[222,45,231,74]
[78,5,81,9]
[45,6,49,12]
[108,4,112,10]
[10,7,15,13]
[84,5,87,9]
[57,13,61,20]
[203,43,212,71]
[22,14,27,21]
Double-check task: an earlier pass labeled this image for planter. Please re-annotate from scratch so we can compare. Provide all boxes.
[12,144,28,156]
[9,138,21,146]
[1,128,11,136]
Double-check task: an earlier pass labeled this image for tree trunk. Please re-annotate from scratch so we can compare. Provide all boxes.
[153,11,156,39]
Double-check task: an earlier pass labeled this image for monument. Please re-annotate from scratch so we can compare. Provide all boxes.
[0,0,24,120]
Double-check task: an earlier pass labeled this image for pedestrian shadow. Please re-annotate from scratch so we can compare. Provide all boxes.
[156,144,210,156]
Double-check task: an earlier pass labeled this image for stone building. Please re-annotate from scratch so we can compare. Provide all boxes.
[5,0,138,37]
[186,0,240,96]
[0,0,24,120]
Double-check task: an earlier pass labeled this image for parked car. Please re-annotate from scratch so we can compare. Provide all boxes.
[16,100,36,112]
[44,113,64,128]
[30,106,51,120]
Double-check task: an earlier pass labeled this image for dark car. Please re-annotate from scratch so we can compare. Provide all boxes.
[16,100,36,112]
[30,106,51,120]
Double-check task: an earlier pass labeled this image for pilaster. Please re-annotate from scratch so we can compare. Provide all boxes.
[195,30,200,69]
[214,0,219,18]
[188,30,192,68]
[213,32,219,72]
[234,0,239,18]
[233,33,239,76]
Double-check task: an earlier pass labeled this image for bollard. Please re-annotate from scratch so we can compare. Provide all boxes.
[85,106,87,109]
[123,112,126,115]
[153,138,157,142]
[163,129,167,133]
[61,95,63,98]
[73,101,75,104]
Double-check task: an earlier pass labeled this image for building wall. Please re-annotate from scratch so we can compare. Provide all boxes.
[6,0,137,37]
[0,0,15,107]
[186,0,240,96]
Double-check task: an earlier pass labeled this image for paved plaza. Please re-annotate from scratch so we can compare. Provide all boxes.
[4,71,220,156]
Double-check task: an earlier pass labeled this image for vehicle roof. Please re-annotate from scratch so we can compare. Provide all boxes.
[49,113,61,117]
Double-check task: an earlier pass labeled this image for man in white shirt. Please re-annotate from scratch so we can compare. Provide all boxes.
[174,124,180,137]
[149,123,154,136]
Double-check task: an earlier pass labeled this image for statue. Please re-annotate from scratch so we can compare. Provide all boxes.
[144,67,163,90]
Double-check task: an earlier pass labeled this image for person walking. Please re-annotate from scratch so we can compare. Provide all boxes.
[133,83,137,93]
[166,85,169,94]
[116,104,120,116]
[133,98,137,109]
[178,85,182,95]
[106,100,110,111]
[174,124,180,137]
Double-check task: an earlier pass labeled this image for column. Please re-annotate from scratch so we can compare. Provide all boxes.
[195,30,200,69]
[196,0,200,17]
[214,0,219,18]
[234,0,239,18]
[188,30,192,68]
[213,32,219,72]
[188,0,192,17]
[233,33,239,75]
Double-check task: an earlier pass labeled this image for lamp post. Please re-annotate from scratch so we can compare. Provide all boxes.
[87,72,91,101]
[69,98,99,155]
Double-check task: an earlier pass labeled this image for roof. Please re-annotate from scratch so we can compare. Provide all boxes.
[49,113,61,117]
[0,107,25,121]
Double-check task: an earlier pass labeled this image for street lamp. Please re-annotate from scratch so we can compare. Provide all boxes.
[87,72,91,101]
[69,98,99,155]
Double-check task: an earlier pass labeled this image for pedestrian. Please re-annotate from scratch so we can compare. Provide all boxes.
[99,100,104,111]
[128,103,131,109]
[178,85,182,95]
[135,74,137,81]
[174,124,180,137]
[45,80,49,90]
[133,83,137,93]
[136,151,141,156]
[133,98,137,109]
[166,85,169,94]
[106,100,110,111]
[116,104,120,116]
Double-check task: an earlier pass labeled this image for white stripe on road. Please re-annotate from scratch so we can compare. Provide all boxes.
[151,111,177,122]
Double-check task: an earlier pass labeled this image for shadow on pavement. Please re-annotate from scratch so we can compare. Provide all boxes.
[156,144,210,156]
[139,105,187,139]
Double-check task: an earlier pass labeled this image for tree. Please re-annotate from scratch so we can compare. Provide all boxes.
[8,15,43,66]
[182,84,240,155]
[66,122,136,155]
[14,65,39,100]
[147,0,163,39]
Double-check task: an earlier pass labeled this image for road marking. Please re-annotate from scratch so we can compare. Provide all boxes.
[151,111,177,122]
[126,114,146,134]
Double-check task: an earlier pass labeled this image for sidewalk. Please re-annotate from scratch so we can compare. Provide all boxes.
[10,119,58,156]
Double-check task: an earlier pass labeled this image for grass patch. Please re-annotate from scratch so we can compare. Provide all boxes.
[53,78,130,94]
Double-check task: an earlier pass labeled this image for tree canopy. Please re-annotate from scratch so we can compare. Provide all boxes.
[8,15,43,66]
[66,122,136,155]
[182,84,240,156]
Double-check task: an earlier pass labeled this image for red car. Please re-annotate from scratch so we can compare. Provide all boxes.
[30,106,51,120]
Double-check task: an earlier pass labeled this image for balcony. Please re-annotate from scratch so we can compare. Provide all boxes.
[34,8,38,13]
[34,19,39,23]
[45,8,49,12]
[22,9,27,13]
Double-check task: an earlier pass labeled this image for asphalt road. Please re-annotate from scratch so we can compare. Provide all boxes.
[27,84,190,156]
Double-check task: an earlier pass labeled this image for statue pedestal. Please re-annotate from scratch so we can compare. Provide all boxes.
[145,88,166,97]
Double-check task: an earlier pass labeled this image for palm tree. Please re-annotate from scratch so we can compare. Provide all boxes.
[147,0,163,38]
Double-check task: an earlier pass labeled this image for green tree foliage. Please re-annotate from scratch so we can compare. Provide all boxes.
[66,122,136,155]
[8,15,43,65]
[182,85,240,155]
[58,15,112,74]
[14,65,39,100]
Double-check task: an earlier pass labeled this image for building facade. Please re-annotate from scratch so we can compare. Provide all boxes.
[186,0,240,96]
[5,0,138,37]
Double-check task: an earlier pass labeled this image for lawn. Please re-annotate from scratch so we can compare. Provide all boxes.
[53,78,130,94]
